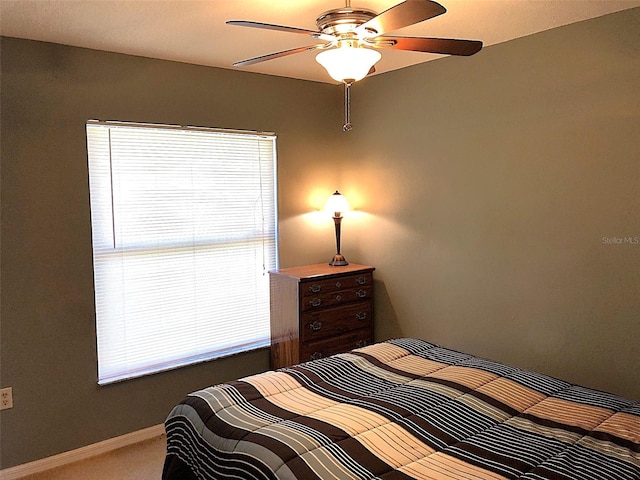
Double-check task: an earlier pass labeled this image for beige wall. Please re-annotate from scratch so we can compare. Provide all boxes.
[0,37,344,469]
[345,8,639,399]
[1,6,639,470]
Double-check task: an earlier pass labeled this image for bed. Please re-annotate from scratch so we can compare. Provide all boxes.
[163,338,640,479]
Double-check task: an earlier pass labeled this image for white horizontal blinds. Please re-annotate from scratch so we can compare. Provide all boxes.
[87,122,277,384]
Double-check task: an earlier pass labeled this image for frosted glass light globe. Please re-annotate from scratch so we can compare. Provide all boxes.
[316,47,381,83]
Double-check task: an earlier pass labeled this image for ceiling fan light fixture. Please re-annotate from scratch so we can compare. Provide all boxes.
[316,46,381,83]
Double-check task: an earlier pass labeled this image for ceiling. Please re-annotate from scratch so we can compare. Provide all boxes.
[1,0,639,84]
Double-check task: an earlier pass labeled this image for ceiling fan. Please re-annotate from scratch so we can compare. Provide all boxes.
[228,0,482,131]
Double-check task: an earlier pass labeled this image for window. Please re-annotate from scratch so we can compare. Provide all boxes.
[86,121,278,385]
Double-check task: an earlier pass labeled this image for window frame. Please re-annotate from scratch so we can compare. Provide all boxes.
[86,120,278,385]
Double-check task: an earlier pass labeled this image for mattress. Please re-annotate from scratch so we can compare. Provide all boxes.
[163,338,640,479]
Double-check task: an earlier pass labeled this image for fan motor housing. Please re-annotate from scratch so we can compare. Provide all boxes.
[316,8,377,36]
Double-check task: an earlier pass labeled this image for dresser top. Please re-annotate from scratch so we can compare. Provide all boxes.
[270,263,375,280]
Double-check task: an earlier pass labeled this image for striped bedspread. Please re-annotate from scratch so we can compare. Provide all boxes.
[163,338,640,479]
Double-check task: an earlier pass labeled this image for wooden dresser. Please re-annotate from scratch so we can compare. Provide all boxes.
[269,263,375,369]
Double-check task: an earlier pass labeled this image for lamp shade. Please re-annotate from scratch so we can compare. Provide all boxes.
[325,190,350,217]
[316,47,381,83]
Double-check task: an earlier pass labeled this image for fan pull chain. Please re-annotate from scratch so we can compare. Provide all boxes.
[343,81,353,132]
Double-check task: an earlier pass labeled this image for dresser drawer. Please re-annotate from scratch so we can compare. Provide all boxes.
[302,285,372,311]
[302,272,372,297]
[301,302,372,342]
[300,329,373,362]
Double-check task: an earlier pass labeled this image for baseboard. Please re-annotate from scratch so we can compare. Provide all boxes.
[0,423,165,480]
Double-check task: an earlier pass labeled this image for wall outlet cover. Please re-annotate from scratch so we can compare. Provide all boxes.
[1,387,13,410]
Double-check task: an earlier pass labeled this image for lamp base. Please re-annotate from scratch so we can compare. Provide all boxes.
[329,254,349,266]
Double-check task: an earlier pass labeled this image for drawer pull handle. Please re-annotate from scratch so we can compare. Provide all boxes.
[310,298,322,307]
[310,352,323,361]
[309,284,321,293]
[356,340,368,348]
[356,289,367,298]
[309,320,323,331]
[335,294,343,302]
[335,281,342,288]
[355,312,367,320]
[357,276,367,285]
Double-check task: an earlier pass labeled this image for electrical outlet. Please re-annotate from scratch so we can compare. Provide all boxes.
[1,387,13,410]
